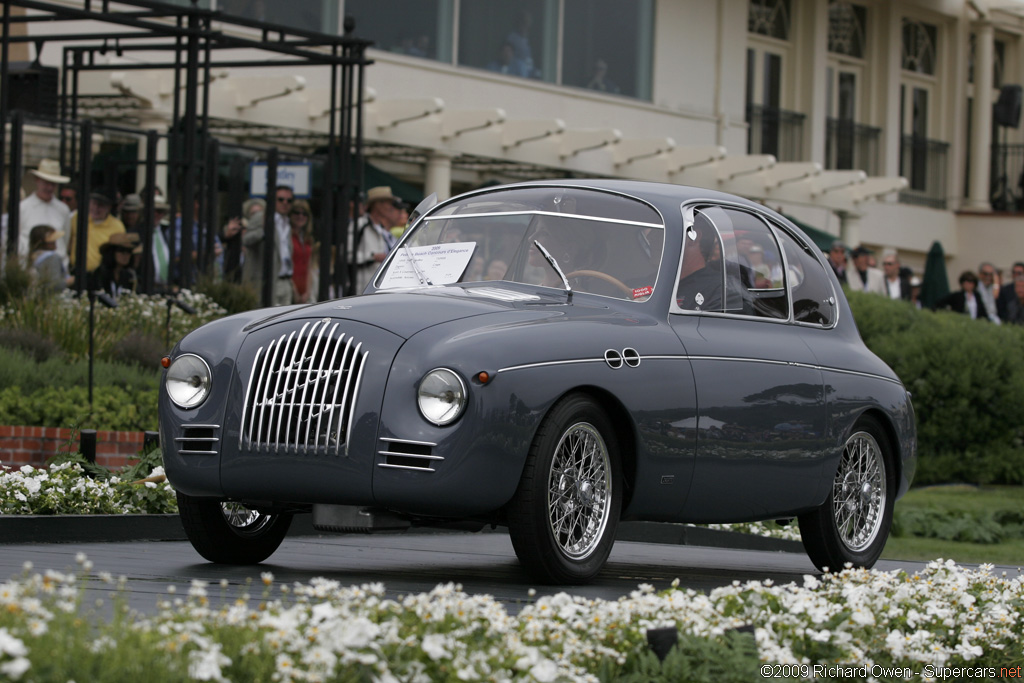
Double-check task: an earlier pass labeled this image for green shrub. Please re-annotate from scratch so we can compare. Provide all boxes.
[0,326,61,362]
[0,347,158,393]
[195,275,260,315]
[106,331,167,369]
[0,256,31,306]
[0,384,158,432]
[848,291,1024,485]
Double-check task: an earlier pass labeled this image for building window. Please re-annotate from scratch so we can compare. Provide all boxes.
[968,34,1006,88]
[561,0,654,99]
[749,0,791,41]
[343,0,453,62]
[902,19,937,75]
[828,1,866,59]
[219,0,338,33]
[344,0,654,101]
[459,1,557,81]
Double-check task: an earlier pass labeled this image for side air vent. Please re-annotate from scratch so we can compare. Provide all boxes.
[239,320,368,455]
[177,425,220,455]
[377,438,441,472]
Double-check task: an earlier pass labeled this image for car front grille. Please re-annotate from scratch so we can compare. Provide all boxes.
[239,320,368,455]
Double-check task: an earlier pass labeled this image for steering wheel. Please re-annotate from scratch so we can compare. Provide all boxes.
[565,269,634,297]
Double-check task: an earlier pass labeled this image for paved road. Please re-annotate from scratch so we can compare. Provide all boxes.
[1,529,997,616]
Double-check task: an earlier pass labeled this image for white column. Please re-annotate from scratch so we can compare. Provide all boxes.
[424,152,453,201]
[967,21,994,211]
[839,211,862,249]
[137,115,169,199]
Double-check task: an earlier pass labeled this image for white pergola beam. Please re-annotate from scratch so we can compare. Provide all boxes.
[763,161,822,187]
[502,118,566,149]
[664,145,727,172]
[559,128,621,158]
[441,108,506,139]
[235,75,306,110]
[370,97,444,129]
[613,137,676,166]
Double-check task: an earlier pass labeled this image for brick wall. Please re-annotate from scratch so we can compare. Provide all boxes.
[0,426,144,470]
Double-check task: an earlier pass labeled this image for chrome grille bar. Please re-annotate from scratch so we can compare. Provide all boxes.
[240,321,369,455]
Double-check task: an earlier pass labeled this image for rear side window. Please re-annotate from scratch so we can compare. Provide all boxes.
[676,205,788,319]
[776,227,836,326]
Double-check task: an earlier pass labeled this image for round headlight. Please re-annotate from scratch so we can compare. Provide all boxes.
[166,353,212,409]
[417,368,467,426]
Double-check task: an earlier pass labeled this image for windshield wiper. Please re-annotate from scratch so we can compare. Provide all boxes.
[533,240,572,302]
[403,243,433,286]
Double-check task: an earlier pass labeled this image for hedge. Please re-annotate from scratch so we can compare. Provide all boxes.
[847,290,1024,485]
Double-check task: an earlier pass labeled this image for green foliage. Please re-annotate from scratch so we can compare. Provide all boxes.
[0,384,158,432]
[848,290,1024,484]
[0,256,31,306]
[0,289,227,360]
[0,326,60,362]
[599,629,761,682]
[891,484,1024,544]
[195,275,259,315]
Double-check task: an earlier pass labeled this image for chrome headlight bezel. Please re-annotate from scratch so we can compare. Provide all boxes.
[417,368,467,426]
[165,353,213,410]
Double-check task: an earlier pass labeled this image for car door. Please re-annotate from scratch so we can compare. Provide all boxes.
[668,203,830,522]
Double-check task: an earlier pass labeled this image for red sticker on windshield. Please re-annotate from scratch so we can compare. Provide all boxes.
[632,286,653,299]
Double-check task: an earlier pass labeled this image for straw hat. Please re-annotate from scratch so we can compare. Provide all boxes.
[365,185,399,207]
[30,159,70,184]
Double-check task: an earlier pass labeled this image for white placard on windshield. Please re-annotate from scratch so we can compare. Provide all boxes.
[379,242,477,288]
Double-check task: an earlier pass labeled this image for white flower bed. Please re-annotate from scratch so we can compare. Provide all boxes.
[0,462,176,515]
[0,556,1020,681]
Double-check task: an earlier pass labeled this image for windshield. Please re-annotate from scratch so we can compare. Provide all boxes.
[376,187,665,301]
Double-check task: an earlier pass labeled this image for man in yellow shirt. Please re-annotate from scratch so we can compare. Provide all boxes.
[68,192,126,273]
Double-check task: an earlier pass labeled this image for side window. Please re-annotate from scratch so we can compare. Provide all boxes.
[718,207,789,319]
[676,210,725,312]
[676,205,789,319]
[776,228,836,326]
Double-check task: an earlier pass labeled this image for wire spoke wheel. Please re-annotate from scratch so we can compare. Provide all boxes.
[798,415,894,572]
[547,422,612,560]
[831,431,886,552]
[221,502,275,536]
[177,492,292,564]
[507,394,622,584]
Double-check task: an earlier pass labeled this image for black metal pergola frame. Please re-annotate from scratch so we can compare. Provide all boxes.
[1,0,372,302]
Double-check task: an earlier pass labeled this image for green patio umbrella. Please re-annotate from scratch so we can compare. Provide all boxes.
[920,240,950,310]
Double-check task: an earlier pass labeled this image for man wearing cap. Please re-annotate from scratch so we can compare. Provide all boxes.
[349,186,403,293]
[18,159,71,264]
[119,193,144,233]
[850,245,886,295]
[67,192,126,273]
[826,240,848,285]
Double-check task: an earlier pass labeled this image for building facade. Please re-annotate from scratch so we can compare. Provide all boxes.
[11,0,1024,279]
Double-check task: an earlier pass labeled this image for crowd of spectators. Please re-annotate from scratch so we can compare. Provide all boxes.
[0,157,419,309]
[6,159,1024,326]
[827,238,1024,325]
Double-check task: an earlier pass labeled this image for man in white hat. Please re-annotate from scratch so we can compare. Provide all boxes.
[349,186,403,293]
[19,159,71,263]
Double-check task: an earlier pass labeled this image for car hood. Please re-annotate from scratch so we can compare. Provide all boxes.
[246,284,591,339]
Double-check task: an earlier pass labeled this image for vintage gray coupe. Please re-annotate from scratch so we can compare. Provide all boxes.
[161,179,916,584]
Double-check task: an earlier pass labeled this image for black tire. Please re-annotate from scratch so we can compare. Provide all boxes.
[177,491,292,564]
[507,394,622,584]
[798,415,895,572]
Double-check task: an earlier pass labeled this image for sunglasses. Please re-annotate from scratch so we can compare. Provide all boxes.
[276,196,293,203]
[290,210,309,217]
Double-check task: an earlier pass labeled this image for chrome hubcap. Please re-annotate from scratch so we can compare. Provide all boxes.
[832,431,886,552]
[547,422,612,560]
[221,502,273,534]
